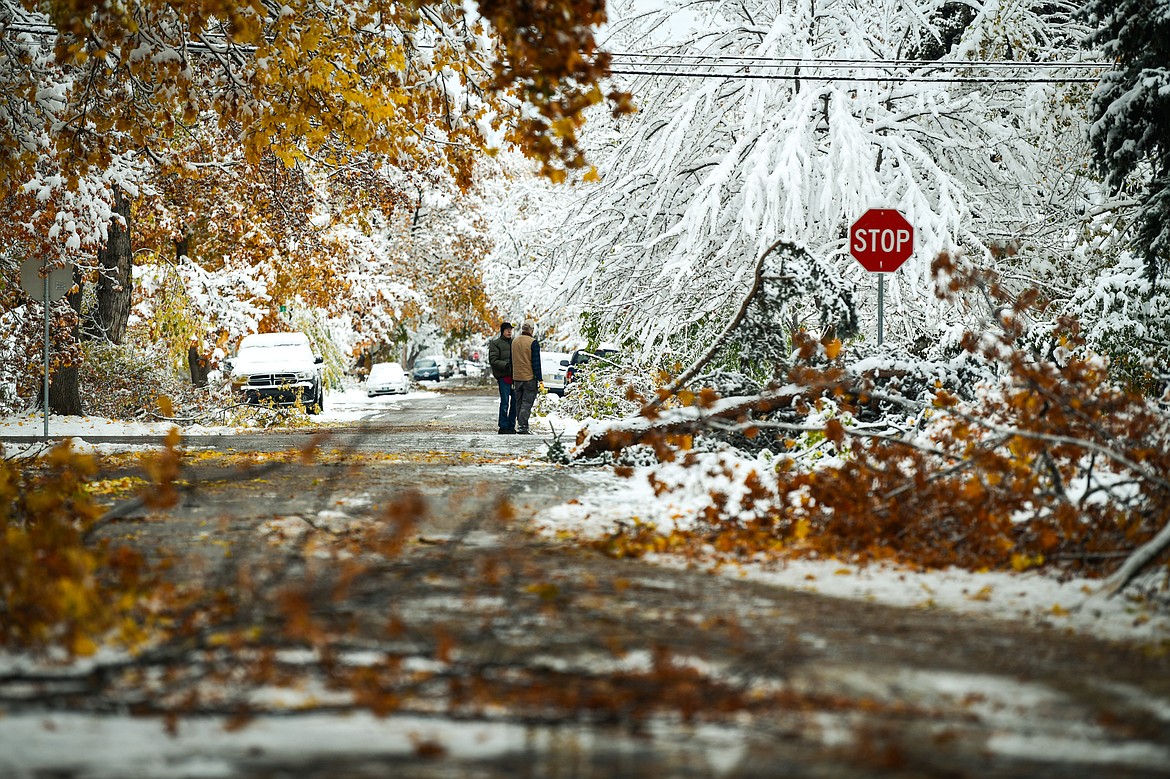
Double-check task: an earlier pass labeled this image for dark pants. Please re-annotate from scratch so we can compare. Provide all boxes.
[496,378,516,431]
[513,379,539,433]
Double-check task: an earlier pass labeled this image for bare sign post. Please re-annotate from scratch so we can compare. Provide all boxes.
[20,259,75,440]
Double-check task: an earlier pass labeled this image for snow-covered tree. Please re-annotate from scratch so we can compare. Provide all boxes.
[511,0,1101,361]
[1,0,624,410]
[133,147,499,381]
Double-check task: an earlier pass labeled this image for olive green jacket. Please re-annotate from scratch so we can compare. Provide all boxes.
[489,335,512,379]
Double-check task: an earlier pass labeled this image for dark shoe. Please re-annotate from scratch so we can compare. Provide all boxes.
[499,428,516,435]
[516,429,532,435]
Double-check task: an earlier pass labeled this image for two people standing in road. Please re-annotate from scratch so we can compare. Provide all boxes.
[488,320,544,435]
[489,322,517,434]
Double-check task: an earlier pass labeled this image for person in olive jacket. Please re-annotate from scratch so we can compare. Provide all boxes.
[488,322,517,434]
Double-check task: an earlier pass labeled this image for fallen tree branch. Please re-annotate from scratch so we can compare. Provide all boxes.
[576,383,807,459]
[1096,514,1170,598]
[641,238,787,414]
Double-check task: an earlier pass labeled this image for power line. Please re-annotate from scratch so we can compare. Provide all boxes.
[608,68,1100,84]
[4,21,1105,84]
[610,51,1113,69]
[608,51,1108,84]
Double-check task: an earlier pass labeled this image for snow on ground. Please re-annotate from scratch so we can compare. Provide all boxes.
[0,710,756,779]
[0,412,181,439]
[316,385,438,424]
[0,712,533,779]
[0,386,440,456]
[0,412,190,458]
[533,463,1170,645]
[532,391,583,442]
[4,393,1166,644]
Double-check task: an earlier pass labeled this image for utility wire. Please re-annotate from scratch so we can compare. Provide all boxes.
[608,68,1101,84]
[609,51,1108,83]
[4,20,1107,84]
[610,51,1113,69]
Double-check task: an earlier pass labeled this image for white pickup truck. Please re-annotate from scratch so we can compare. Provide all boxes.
[225,332,325,413]
[541,351,571,396]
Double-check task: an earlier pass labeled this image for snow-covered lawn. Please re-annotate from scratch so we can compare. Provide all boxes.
[534,464,1170,646]
[0,412,184,439]
[0,386,440,456]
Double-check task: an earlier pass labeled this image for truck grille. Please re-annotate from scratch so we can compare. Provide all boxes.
[247,373,299,386]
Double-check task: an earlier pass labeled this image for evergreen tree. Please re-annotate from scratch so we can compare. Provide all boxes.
[1084,0,1170,277]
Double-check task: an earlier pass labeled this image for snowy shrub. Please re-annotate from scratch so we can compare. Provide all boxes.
[1063,250,1170,396]
[0,308,40,416]
[80,340,220,420]
[559,361,660,421]
[286,307,350,391]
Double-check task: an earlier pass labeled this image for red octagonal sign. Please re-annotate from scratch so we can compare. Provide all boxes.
[850,209,914,273]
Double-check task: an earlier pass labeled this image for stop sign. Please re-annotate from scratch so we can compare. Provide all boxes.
[850,209,913,272]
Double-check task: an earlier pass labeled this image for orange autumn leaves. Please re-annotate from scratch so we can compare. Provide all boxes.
[594,255,1170,580]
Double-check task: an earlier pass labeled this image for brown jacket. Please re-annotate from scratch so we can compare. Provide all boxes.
[511,334,541,381]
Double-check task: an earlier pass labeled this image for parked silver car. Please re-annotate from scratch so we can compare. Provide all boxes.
[366,362,411,396]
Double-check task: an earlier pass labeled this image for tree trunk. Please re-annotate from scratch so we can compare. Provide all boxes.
[176,234,209,387]
[85,188,133,343]
[49,267,85,416]
[188,345,209,388]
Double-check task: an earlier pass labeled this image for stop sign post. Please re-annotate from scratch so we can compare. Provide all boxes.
[849,209,914,345]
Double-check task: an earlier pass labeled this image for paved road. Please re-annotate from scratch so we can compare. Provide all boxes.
[1,387,555,454]
[4,390,1170,778]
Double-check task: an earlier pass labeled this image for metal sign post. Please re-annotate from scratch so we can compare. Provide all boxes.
[43,275,49,439]
[20,259,75,440]
[877,274,885,346]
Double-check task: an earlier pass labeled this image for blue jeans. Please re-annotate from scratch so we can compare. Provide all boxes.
[496,378,516,431]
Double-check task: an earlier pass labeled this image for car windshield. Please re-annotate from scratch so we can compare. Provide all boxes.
[572,349,616,366]
[369,364,403,380]
[236,344,313,363]
[416,359,437,368]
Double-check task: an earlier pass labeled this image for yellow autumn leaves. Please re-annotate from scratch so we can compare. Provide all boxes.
[0,442,154,655]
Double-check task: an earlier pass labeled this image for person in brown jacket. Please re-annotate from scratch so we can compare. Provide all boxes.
[510,322,543,435]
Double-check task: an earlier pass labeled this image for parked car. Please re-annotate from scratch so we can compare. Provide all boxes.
[412,357,441,382]
[438,357,456,379]
[366,362,411,396]
[540,351,571,395]
[563,346,619,391]
[226,332,325,413]
[460,359,486,377]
